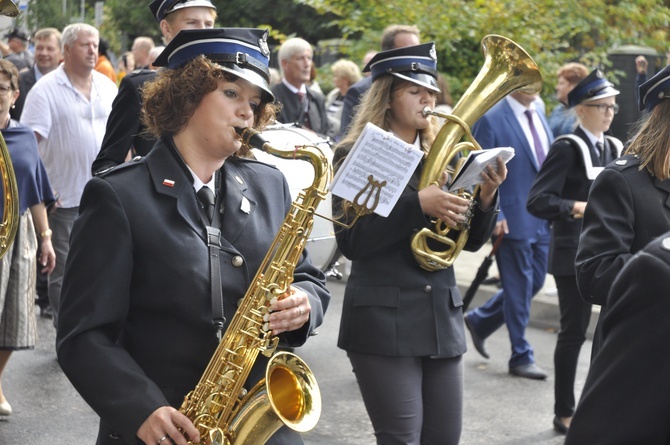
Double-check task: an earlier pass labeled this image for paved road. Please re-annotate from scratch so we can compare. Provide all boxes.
[0,276,587,444]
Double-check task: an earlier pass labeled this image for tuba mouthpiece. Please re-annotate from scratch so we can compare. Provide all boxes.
[422,106,434,117]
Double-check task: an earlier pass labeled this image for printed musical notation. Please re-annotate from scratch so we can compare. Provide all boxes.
[448,147,515,192]
[330,123,423,217]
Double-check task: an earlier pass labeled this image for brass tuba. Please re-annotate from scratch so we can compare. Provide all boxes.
[178,127,328,445]
[0,0,20,258]
[410,34,542,271]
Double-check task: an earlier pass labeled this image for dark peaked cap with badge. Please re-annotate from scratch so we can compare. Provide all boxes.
[149,0,216,23]
[363,42,441,93]
[567,68,620,108]
[152,27,275,102]
[638,65,670,112]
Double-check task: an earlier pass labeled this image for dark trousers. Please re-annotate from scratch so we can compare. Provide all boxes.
[466,235,550,368]
[554,275,592,417]
[347,351,463,445]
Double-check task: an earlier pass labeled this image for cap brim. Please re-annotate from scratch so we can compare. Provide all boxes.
[391,72,440,93]
[167,0,216,15]
[219,63,274,103]
[580,86,620,103]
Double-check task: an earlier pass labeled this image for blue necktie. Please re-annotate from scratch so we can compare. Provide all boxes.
[524,109,545,166]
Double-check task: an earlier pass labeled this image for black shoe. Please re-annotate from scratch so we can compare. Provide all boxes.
[509,363,547,380]
[464,315,489,359]
[40,305,54,319]
[553,416,569,435]
[324,262,343,280]
[481,276,501,287]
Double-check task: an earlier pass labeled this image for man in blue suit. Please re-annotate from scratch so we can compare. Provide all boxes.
[464,91,553,379]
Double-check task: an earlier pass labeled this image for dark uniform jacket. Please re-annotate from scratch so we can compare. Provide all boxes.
[11,65,37,120]
[527,128,620,276]
[271,82,330,136]
[566,232,670,444]
[91,69,157,175]
[333,144,499,358]
[575,154,670,306]
[57,139,330,444]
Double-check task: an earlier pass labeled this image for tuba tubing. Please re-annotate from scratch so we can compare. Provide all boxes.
[410,34,542,271]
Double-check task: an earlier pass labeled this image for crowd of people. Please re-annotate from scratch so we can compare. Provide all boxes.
[0,0,669,443]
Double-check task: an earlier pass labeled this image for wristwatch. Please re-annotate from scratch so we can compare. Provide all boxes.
[40,229,53,239]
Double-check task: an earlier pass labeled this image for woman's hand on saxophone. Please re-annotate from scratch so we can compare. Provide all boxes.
[268,286,310,335]
[137,406,200,445]
[478,156,507,211]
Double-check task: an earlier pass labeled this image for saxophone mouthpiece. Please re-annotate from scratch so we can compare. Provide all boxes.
[422,106,434,117]
[235,127,269,151]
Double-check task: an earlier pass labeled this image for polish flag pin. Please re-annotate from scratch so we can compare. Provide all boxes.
[163,179,175,187]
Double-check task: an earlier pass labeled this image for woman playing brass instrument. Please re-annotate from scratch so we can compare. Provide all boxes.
[0,59,56,418]
[56,28,329,445]
[332,43,505,444]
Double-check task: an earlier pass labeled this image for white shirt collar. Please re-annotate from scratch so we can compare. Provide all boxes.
[186,164,216,193]
[506,95,536,116]
[281,78,306,95]
[578,126,604,148]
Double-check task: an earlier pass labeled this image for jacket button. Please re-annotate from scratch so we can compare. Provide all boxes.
[424,285,432,293]
[232,256,244,267]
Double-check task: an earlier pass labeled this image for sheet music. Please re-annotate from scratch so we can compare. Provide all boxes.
[330,122,423,217]
[448,147,515,192]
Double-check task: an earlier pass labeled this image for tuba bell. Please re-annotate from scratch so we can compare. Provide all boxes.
[410,34,542,271]
[0,0,21,258]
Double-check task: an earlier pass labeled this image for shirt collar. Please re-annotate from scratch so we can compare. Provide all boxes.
[186,164,216,192]
[281,78,306,95]
[579,125,604,148]
[506,95,536,116]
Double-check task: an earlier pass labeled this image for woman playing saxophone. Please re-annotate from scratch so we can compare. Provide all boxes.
[56,28,329,445]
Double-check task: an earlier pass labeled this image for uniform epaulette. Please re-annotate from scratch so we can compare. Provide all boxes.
[609,154,640,171]
[128,69,154,78]
[96,156,145,177]
[235,154,281,171]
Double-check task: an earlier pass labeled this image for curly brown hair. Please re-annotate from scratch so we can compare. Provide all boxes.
[142,55,278,157]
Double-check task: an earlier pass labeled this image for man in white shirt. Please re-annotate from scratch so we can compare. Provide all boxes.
[21,23,118,328]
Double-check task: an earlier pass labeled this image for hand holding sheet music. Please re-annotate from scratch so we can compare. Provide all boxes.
[329,123,423,217]
[448,147,515,192]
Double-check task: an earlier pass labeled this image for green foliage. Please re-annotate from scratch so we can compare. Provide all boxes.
[303,0,670,109]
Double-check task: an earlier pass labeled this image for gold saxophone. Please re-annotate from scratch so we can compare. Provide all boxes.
[0,0,21,259]
[179,127,330,445]
[410,34,542,271]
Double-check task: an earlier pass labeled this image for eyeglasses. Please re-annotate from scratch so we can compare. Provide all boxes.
[0,86,12,96]
[584,103,619,115]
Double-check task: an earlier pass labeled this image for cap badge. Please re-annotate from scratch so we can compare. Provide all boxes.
[259,30,270,57]
[429,43,437,62]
